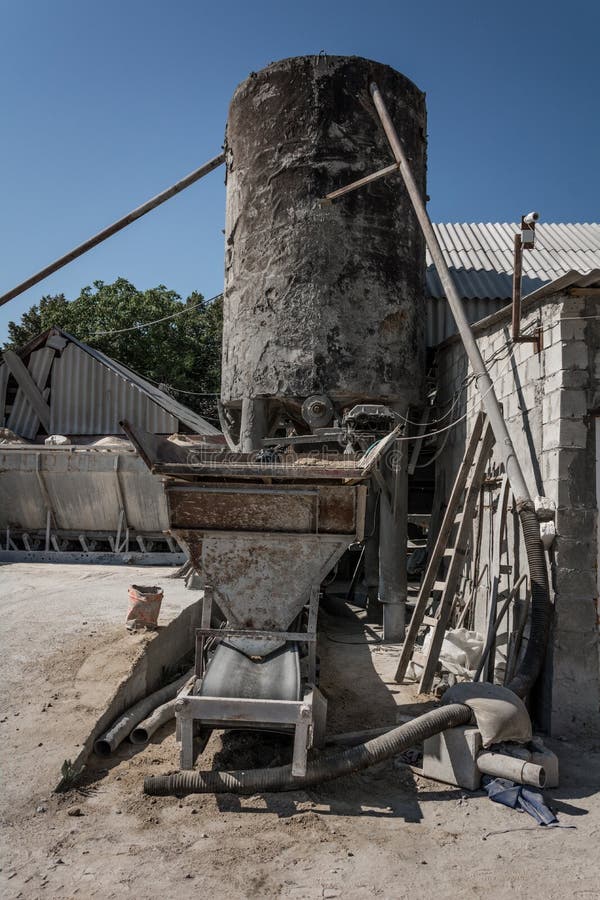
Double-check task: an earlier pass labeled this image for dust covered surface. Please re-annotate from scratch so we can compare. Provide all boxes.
[2,567,600,899]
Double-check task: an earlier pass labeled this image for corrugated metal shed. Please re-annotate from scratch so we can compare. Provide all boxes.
[0,327,219,437]
[62,331,219,435]
[50,343,179,435]
[427,222,600,344]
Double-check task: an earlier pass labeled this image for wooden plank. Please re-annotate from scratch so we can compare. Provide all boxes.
[417,421,495,692]
[394,412,487,682]
[3,349,52,432]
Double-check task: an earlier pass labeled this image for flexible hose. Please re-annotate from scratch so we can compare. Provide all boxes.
[506,503,552,699]
[144,702,471,795]
[143,506,552,796]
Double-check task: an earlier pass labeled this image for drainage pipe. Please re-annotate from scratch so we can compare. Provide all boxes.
[130,698,178,744]
[477,751,546,788]
[94,669,193,756]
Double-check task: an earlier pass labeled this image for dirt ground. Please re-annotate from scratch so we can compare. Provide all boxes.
[1,564,599,900]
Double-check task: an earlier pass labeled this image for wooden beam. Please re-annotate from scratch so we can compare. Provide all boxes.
[568,288,600,297]
[2,349,51,431]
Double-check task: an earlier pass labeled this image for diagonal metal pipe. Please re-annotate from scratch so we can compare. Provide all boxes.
[368,82,551,698]
[369,81,531,506]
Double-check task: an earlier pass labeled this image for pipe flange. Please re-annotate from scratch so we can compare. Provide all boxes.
[302,394,334,429]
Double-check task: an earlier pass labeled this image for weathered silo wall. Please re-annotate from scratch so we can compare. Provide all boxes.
[221,54,427,420]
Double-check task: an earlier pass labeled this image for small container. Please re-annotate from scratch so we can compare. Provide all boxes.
[127,585,163,630]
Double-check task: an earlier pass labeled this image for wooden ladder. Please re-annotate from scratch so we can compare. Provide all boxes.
[395,411,495,693]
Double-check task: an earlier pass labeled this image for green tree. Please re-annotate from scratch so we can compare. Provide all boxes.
[4,278,223,421]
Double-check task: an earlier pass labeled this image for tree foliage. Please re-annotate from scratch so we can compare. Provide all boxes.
[4,278,223,420]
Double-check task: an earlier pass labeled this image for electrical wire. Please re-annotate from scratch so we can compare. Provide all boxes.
[85,291,222,336]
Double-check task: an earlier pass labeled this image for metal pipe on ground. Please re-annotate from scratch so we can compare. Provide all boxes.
[130,698,178,744]
[477,751,546,788]
[94,669,194,756]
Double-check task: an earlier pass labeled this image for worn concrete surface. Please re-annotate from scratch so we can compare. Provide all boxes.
[0,563,197,805]
[2,566,600,899]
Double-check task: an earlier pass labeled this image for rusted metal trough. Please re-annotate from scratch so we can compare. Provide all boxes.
[124,422,369,776]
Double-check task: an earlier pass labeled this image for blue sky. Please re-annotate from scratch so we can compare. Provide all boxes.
[1,0,598,342]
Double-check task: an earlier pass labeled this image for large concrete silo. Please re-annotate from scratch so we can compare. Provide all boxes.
[220,55,427,446]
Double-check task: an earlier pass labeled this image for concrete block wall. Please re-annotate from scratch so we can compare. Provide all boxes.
[435,293,600,737]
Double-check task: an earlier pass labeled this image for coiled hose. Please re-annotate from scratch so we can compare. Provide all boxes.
[144,502,552,796]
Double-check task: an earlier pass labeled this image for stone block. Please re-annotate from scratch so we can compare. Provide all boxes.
[554,537,596,571]
[562,340,589,370]
[555,567,598,597]
[548,419,589,449]
[555,506,596,538]
[423,726,482,791]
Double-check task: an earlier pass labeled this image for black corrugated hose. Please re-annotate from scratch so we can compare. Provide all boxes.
[506,502,552,699]
[144,502,551,796]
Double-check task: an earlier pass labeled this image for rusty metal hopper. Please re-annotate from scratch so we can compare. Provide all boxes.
[123,423,367,652]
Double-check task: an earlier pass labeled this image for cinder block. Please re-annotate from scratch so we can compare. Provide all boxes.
[562,340,589,370]
[423,726,482,791]
[555,567,598,597]
[543,343,563,376]
[543,419,589,450]
[559,319,588,342]
[554,537,596,571]
[560,296,586,316]
[555,506,596,537]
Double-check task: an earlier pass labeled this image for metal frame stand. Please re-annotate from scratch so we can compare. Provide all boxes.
[175,586,327,777]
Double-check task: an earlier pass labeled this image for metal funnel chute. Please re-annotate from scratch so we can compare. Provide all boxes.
[124,421,369,775]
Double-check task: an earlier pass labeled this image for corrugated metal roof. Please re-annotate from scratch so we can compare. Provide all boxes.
[427,222,600,300]
[60,331,219,435]
[50,343,179,435]
[0,327,219,437]
[426,222,600,344]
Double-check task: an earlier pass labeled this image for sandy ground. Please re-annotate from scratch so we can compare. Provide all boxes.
[1,564,600,900]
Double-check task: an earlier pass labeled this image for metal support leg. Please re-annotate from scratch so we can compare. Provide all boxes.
[239,398,268,452]
[364,479,381,620]
[179,716,194,770]
[379,437,408,642]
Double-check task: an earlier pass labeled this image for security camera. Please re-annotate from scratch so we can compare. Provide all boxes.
[523,211,540,224]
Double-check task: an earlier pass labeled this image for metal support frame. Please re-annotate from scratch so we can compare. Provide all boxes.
[511,230,542,351]
[179,585,324,775]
